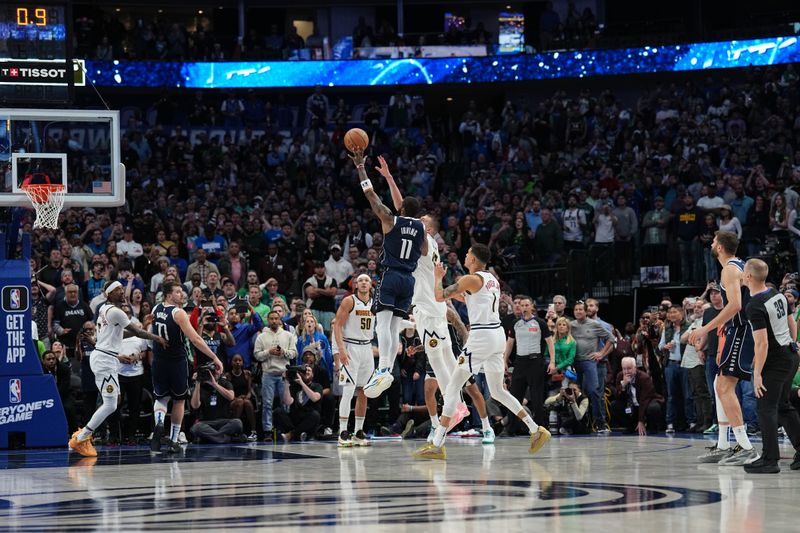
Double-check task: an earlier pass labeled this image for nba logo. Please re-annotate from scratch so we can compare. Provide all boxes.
[9,379,21,404]
[9,289,20,310]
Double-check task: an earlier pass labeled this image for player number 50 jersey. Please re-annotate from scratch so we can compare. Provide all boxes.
[342,295,375,342]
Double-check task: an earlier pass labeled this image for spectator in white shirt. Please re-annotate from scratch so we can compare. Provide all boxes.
[696,184,724,214]
[717,204,742,239]
[323,244,354,288]
[117,226,144,259]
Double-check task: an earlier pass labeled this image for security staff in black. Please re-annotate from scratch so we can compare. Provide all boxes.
[503,295,555,434]
[743,258,800,473]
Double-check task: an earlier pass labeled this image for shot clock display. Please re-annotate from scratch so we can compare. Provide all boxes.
[0,3,72,103]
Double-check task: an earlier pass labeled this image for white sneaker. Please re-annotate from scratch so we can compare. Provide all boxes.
[363,370,394,399]
[482,427,496,444]
[666,424,675,434]
[178,431,188,444]
[322,427,333,437]
[427,426,436,444]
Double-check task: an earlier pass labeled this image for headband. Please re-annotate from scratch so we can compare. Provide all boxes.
[105,281,123,296]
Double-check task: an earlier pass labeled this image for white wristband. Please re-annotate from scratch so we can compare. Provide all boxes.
[360,179,373,191]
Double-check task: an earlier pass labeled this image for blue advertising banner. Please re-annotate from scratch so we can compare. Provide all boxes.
[84,34,800,89]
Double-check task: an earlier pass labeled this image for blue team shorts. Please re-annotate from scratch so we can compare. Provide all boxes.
[374,268,415,318]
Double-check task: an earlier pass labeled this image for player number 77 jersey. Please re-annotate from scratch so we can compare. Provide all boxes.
[342,295,375,342]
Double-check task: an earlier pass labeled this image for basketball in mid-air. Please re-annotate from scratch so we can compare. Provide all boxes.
[344,128,369,152]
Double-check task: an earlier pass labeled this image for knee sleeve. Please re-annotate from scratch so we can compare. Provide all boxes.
[714,376,729,424]
[376,310,396,369]
[441,367,471,417]
[426,345,452,393]
[339,384,355,416]
[86,394,118,432]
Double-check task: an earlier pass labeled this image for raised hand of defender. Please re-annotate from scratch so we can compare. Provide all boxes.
[374,155,392,179]
[434,262,446,281]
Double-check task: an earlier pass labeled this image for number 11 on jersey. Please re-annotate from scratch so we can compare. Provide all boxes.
[399,238,412,260]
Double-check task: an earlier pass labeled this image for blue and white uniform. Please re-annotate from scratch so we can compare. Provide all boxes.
[374,216,425,318]
[152,303,192,399]
[719,258,754,380]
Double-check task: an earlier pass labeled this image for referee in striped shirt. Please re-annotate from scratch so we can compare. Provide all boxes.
[743,258,800,473]
[503,295,555,434]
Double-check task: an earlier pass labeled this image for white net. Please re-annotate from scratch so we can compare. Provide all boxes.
[22,184,66,229]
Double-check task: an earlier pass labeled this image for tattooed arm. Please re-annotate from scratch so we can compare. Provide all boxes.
[434,263,482,303]
[350,148,395,234]
[446,305,469,344]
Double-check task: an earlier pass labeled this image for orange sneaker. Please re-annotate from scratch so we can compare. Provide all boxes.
[69,429,98,457]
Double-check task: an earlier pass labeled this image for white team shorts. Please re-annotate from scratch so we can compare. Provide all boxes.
[90,351,121,398]
[415,310,451,354]
[457,327,505,375]
[340,342,375,387]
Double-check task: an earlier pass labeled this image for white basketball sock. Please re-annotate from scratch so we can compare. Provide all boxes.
[732,425,753,450]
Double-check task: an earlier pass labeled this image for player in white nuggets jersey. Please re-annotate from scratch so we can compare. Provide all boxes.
[413,244,551,460]
[334,274,376,447]
[68,281,167,457]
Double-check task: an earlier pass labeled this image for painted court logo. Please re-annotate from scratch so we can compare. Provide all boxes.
[9,379,21,404]
[2,286,29,313]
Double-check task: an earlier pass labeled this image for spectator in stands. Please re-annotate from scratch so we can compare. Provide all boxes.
[50,284,93,361]
[683,298,713,432]
[324,244,354,289]
[117,226,144,259]
[257,242,293,295]
[254,311,297,439]
[303,261,338,336]
[544,381,590,435]
[674,194,704,284]
[571,300,613,433]
[658,305,695,433]
[224,303,264,368]
[275,364,323,441]
[552,295,570,319]
[613,194,638,279]
[532,208,563,265]
[225,354,258,441]
[195,224,227,263]
[190,366,244,444]
[296,315,333,378]
[718,205,742,239]
[611,356,664,435]
[187,249,220,286]
[218,240,248,289]
[247,285,271,322]
[41,349,76,431]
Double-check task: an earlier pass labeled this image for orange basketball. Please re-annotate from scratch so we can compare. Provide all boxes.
[344,128,369,152]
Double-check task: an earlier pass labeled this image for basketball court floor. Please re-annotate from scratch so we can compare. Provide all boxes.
[0,433,797,532]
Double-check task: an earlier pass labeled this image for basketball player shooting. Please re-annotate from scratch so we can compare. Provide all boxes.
[349,147,428,399]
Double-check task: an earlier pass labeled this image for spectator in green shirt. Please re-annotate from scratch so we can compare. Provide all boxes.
[245,284,270,323]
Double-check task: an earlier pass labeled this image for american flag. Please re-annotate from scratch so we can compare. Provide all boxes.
[92,181,112,193]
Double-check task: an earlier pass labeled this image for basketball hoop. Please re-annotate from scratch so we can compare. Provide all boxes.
[21,184,66,229]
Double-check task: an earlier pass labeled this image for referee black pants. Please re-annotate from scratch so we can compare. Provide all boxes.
[757,351,800,463]
[507,356,547,433]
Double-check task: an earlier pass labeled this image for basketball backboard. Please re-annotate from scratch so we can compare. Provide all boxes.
[0,108,124,208]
